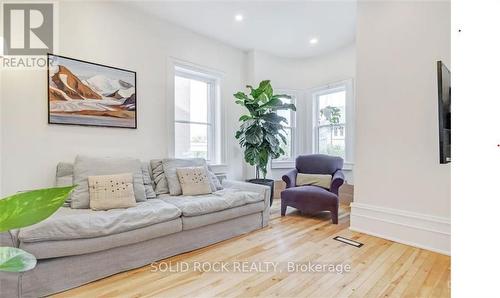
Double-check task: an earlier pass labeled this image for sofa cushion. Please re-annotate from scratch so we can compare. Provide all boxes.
[207,165,223,191]
[141,162,157,199]
[157,188,263,217]
[71,155,147,208]
[150,159,169,195]
[56,162,74,207]
[18,199,181,243]
[182,201,265,230]
[20,218,182,259]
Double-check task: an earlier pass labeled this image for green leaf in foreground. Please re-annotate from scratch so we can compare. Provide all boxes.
[0,186,75,232]
[0,247,36,272]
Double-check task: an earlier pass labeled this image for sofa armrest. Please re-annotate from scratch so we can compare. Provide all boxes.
[0,230,19,248]
[330,170,345,195]
[222,180,271,227]
[222,180,271,206]
[282,169,298,188]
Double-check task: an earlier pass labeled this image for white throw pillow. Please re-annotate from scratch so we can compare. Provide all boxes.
[296,173,332,189]
[88,173,137,211]
[176,167,212,196]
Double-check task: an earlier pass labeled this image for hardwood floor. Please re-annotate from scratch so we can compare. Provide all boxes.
[54,200,450,298]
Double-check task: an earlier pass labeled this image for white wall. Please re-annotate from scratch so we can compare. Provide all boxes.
[0,1,248,195]
[247,44,356,182]
[251,44,356,90]
[350,1,451,254]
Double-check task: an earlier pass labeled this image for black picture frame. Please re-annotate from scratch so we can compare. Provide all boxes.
[47,53,137,129]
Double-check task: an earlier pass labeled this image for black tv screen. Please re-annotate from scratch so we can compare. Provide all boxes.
[437,61,451,164]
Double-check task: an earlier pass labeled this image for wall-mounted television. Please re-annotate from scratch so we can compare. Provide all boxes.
[437,61,451,164]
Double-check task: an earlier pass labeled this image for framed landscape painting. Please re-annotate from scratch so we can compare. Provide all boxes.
[47,54,137,128]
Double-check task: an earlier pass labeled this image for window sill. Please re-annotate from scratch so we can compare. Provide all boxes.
[271,160,295,169]
[343,162,354,171]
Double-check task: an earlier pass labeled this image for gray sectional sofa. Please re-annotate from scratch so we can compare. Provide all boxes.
[0,162,270,298]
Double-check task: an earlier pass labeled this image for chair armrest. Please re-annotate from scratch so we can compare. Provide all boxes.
[330,170,345,195]
[222,180,271,207]
[282,169,298,188]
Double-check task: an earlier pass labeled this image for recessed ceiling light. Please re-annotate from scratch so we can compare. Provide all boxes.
[309,38,319,45]
[235,14,244,22]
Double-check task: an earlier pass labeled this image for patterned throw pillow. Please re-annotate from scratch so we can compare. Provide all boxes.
[88,173,137,211]
[176,167,212,196]
[163,158,207,196]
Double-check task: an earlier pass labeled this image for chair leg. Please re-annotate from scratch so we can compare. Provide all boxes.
[281,203,287,216]
[331,210,338,224]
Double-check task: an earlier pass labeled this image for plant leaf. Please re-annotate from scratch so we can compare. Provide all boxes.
[234,92,249,101]
[257,97,281,111]
[245,125,264,145]
[273,94,292,100]
[0,247,36,272]
[238,115,252,122]
[244,146,259,165]
[259,80,273,99]
[0,186,75,232]
[261,113,288,125]
[265,134,280,148]
[272,103,297,111]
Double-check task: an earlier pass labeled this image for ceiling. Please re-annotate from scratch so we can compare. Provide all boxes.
[128,1,357,59]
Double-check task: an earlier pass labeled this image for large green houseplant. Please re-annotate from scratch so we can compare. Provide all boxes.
[234,80,296,202]
[0,186,74,272]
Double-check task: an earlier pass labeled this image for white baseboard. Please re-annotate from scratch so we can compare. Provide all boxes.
[349,202,450,255]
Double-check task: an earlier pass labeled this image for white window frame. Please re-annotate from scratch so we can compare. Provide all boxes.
[271,89,298,169]
[312,79,355,169]
[174,63,222,164]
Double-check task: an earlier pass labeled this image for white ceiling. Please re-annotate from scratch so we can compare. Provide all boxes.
[128,1,356,59]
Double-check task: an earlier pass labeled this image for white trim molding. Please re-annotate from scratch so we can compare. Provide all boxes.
[349,202,450,255]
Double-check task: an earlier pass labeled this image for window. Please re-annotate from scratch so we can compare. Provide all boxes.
[174,65,220,163]
[274,91,296,164]
[313,80,354,164]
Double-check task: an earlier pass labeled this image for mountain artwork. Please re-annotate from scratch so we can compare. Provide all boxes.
[48,54,137,128]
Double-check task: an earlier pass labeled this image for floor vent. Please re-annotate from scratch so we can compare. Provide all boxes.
[333,236,364,248]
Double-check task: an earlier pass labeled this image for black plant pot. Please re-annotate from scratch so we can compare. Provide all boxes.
[247,179,274,206]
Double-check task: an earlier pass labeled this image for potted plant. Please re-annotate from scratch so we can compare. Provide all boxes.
[234,80,296,205]
[0,186,74,272]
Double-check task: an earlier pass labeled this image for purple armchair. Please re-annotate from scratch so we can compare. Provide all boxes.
[281,154,345,224]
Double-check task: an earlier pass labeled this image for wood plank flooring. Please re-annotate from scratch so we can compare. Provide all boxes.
[54,200,450,298]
